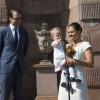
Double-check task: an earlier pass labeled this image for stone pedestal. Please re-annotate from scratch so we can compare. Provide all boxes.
[33,60,58,100]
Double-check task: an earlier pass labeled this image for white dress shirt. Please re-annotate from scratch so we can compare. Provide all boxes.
[10,24,19,43]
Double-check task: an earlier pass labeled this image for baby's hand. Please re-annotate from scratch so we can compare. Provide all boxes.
[51,39,61,47]
[56,39,61,43]
[54,39,61,46]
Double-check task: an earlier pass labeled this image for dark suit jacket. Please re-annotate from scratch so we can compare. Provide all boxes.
[0,25,28,73]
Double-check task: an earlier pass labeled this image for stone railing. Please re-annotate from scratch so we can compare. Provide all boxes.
[85,68,100,88]
[79,3,100,20]
[81,34,90,41]
[0,6,8,22]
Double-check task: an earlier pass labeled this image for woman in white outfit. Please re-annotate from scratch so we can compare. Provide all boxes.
[58,22,94,100]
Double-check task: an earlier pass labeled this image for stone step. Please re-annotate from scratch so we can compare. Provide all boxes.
[35,96,57,100]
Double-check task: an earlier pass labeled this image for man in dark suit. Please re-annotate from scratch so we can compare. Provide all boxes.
[0,9,29,100]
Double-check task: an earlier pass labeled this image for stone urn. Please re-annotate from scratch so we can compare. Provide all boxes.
[35,22,52,60]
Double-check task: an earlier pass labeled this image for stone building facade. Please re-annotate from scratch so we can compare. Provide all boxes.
[66,0,100,100]
[0,0,100,100]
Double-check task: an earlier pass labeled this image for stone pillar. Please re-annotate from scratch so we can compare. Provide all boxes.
[33,60,58,100]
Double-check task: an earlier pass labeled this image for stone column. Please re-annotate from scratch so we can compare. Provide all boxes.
[33,60,58,100]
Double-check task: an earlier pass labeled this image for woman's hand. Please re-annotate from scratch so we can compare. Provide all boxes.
[66,57,76,67]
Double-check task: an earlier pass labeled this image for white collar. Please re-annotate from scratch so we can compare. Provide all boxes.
[9,24,19,31]
[10,24,15,31]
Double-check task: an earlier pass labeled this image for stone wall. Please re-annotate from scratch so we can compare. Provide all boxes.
[0,0,100,100]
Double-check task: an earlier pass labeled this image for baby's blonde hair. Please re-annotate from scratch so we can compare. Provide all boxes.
[50,27,62,39]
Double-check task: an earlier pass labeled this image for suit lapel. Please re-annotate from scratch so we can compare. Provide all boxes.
[7,26,19,49]
[17,27,22,49]
[7,26,15,46]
